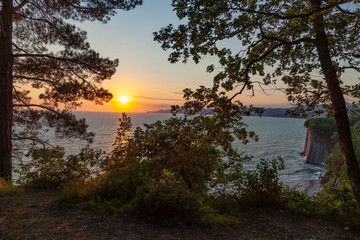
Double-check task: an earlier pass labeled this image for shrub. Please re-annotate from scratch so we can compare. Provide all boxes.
[210,157,288,211]
[288,186,360,226]
[93,113,244,220]
[16,146,104,187]
[64,113,260,222]
[0,178,22,197]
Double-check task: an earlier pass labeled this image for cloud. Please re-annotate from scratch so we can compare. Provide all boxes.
[152,104,173,109]
[137,102,172,108]
[134,95,181,101]
[170,91,184,95]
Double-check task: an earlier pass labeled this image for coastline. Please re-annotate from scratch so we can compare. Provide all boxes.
[282,179,322,197]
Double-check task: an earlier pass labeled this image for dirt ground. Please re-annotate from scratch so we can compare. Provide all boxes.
[0,188,359,240]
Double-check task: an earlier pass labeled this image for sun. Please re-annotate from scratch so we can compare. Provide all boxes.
[118,96,130,104]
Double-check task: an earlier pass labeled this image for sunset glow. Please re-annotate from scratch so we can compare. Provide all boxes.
[30,1,293,113]
[118,96,130,104]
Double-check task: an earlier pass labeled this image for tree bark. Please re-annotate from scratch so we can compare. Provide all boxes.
[311,0,360,205]
[0,0,14,180]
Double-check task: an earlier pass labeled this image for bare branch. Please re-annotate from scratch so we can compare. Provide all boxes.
[12,134,53,148]
[337,66,360,72]
[13,75,61,91]
[13,0,30,11]
[335,5,356,15]
[13,86,31,111]
[13,103,62,115]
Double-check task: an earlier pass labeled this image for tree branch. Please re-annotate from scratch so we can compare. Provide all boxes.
[13,75,61,91]
[335,5,356,15]
[13,0,29,11]
[259,22,315,44]
[229,32,316,103]
[13,86,31,111]
[63,61,98,94]
[225,1,351,20]
[337,66,360,72]
[13,103,61,115]
[12,134,53,148]
[13,44,97,70]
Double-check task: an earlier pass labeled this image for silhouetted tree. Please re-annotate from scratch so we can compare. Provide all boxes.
[154,0,360,205]
[0,0,142,180]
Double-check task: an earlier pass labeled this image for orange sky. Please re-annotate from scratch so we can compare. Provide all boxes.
[73,1,292,113]
[27,1,360,113]
[78,77,291,113]
[29,1,294,113]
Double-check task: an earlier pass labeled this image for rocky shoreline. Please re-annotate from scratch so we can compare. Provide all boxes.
[282,179,322,197]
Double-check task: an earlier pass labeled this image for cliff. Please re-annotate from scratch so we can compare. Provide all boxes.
[303,129,332,165]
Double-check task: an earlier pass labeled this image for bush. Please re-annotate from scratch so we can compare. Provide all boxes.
[209,157,288,211]
[90,113,246,221]
[59,113,312,225]
[288,186,360,226]
[321,115,360,188]
[61,113,265,223]
[238,157,285,206]
[27,112,360,227]
[121,178,202,221]
[16,146,104,187]
[0,178,22,197]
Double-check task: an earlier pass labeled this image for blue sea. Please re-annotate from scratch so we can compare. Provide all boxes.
[43,111,326,182]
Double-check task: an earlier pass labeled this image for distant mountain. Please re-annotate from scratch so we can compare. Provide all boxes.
[147,109,172,114]
[148,104,357,118]
[148,107,293,118]
[251,108,292,118]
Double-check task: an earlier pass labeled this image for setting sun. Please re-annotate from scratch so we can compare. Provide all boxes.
[118,96,129,104]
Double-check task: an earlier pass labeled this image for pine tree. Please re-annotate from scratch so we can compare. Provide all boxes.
[0,0,142,180]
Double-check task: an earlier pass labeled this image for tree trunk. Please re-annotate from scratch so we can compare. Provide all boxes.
[311,0,360,205]
[0,0,14,180]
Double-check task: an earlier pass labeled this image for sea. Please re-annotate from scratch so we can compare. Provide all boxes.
[41,111,326,183]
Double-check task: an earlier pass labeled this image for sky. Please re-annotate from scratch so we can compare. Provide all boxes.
[75,0,291,113]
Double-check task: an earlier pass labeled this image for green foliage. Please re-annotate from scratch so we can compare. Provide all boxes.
[89,113,247,221]
[304,115,360,144]
[57,113,292,224]
[155,1,360,207]
[289,186,360,226]
[321,116,360,188]
[154,1,360,118]
[16,146,104,187]
[22,113,360,226]
[9,0,142,156]
[304,118,336,138]
[210,157,287,211]
[236,158,286,207]
[0,178,22,197]
[322,144,349,188]
[349,114,360,127]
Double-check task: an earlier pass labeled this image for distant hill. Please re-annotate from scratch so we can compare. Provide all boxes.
[147,109,173,114]
[148,103,356,118]
[252,108,292,118]
[148,107,293,118]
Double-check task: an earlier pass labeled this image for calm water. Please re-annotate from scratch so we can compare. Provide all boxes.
[44,111,325,181]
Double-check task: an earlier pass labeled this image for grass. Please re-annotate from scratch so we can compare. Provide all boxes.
[0,178,22,197]
[0,187,359,240]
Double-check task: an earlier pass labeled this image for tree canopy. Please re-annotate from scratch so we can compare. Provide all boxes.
[154,0,360,205]
[155,0,359,110]
[0,0,142,179]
